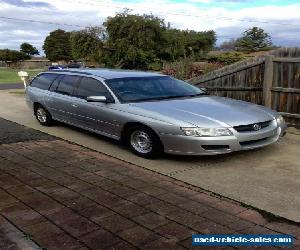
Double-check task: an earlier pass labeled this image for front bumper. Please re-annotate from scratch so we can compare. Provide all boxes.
[160,120,287,156]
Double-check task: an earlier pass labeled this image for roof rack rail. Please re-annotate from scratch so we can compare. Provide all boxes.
[50,69,93,75]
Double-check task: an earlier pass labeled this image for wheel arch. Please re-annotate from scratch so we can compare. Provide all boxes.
[120,122,164,148]
[33,102,42,114]
[33,102,51,117]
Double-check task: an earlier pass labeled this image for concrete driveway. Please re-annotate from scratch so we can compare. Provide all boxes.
[1,90,300,222]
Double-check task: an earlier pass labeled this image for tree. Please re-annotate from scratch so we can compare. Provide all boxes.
[183,30,216,58]
[219,39,238,51]
[160,28,186,61]
[236,27,273,52]
[43,29,72,61]
[70,26,105,63]
[161,29,216,61]
[104,10,166,69]
[43,11,217,69]
[0,49,30,63]
[20,42,39,56]
[103,10,216,69]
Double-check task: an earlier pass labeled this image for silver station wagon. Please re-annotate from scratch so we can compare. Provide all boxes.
[26,69,287,158]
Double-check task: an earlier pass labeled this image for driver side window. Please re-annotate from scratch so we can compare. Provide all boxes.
[76,77,112,100]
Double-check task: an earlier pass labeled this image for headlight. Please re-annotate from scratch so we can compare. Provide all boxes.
[181,127,233,137]
[276,115,285,125]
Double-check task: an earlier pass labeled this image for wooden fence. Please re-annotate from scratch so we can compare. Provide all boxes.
[188,48,300,124]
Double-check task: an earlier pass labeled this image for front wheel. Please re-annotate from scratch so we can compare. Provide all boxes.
[126,125,163,159]
[35,105,53,126]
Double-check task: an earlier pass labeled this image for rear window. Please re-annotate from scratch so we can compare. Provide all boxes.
[56,75,81,96]
[30,73,58,90]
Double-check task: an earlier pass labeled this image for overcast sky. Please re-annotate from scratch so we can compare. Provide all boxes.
[0,0,299,55]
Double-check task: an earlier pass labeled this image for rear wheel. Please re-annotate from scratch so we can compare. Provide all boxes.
[35,105,53,126]
[126,125,163,158]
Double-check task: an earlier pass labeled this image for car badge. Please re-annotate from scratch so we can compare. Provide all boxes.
[253,124,261,131]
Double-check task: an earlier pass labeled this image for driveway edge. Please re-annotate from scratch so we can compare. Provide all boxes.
[0,215,39,250]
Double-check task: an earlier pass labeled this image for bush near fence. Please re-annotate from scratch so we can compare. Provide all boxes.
[162,59,223,80]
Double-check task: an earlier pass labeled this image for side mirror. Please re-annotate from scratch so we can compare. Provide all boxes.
[86,96,107,103]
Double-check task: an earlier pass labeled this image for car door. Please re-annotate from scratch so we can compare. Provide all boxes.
[70,77,119,136]
[45,74,81,123]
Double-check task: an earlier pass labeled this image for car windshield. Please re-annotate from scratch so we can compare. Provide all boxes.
[105,76,205,103]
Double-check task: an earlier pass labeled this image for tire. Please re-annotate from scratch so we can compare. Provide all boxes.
[35,105,53,126]
[125,125,163,159]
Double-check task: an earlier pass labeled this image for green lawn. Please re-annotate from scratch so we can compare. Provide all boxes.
[0,68,44,84]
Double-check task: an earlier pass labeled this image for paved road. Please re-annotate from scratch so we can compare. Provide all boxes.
[0,83,23,90]
[0,117,299,249]
[0,90,300,222]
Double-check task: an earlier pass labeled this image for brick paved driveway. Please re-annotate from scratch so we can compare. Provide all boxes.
[0,118,299,249]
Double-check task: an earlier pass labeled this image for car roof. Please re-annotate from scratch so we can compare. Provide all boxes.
[49,68,163,80]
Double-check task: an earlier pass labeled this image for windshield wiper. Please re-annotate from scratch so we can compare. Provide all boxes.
[160,93,207,99]
[130,93,206,103]
[132,96,178,102]
[185,93,207,97]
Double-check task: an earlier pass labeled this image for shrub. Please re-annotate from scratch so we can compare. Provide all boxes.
[162,58,193,80]
[162,58,223,80]
[208,52,245,65]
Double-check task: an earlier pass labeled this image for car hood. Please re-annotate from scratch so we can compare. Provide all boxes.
[128,96,276,127]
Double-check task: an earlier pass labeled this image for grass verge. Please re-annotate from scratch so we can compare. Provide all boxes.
[0,68,44,84]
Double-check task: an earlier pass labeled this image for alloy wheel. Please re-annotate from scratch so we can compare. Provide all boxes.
[36,108,47,123]
[130,130,153,154]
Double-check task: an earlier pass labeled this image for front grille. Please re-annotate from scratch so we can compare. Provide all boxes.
[202,145,230,151]
[234,120,272,132]
[239,137,269,146]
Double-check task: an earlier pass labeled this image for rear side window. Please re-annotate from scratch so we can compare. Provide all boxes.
[56,75,81,96]
[30,73,58,90]
[49,74,64,92]
[76,77,110,99]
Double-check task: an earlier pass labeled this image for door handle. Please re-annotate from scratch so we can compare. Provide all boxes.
[71,103,78,108]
